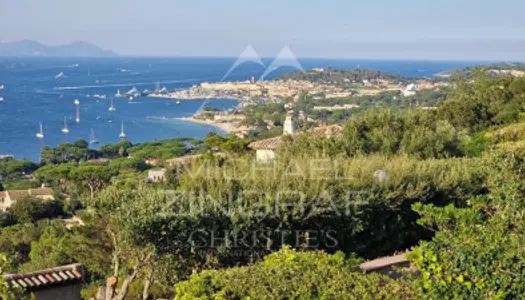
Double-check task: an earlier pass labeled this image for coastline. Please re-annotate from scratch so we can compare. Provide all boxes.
[176,116,239,133]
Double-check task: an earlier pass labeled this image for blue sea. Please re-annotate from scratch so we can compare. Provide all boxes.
[0,57,488,161]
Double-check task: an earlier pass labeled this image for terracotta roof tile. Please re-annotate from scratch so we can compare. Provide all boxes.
[248,136,283,150]
[6,190,30,201]
[4,264,83,290]
[28,187,54,196]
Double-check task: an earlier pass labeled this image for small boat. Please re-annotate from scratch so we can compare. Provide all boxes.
[119,122,126,139]
[99,95,106,99]
[129,96,134,102]
[115,89,123,97]
[0,97,4,103]
[109,99,116,112]
[96,116,102,120]
[55,72,66,79]
[90,128,99,144]
[36,122,44,139]
[0,84,4,90]
[176,101,180,104]
[61,117,69,134]
[126,87,139,95]
[74,99,80,105]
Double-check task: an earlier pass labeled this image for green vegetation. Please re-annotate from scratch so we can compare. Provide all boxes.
[279,67,404,86]
[3,69,525,298]
[9,197,63,223]
[440,62,525,78]
[175,246,416,299]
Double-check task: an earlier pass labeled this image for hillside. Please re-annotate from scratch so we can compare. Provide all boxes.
[437,62,525,78]
[278,67,404,85]
[0,40,118,57]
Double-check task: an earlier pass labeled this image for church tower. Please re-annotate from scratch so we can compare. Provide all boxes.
[283,111,295,135]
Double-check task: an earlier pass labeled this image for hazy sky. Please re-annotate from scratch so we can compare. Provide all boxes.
[2,0,525,60]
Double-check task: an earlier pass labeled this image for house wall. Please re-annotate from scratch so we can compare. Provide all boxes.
[32,282,82,300]
[147,169,166,182]
[0,195,12,212]
[256,150,276,162]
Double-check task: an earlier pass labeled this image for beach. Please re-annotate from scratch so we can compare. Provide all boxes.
[176,116,240,133]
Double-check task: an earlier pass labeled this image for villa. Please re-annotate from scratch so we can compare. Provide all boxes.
[4,264,84,300]
[0,187,54,212]
[146,169,166,183]
[249,111,343,162]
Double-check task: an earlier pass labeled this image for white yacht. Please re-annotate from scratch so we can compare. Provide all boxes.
[126,87,139,95]
[119,122,126,139]
[90,128,99,144]
[55,72,66,79]
[109,99,116,112]
[0,84,4,90]
[0,97,4,103]
[61,117,69,134]
[74,99,80,105]
[36,122,44,139]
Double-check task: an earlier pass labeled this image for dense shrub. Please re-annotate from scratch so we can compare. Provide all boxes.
[160,154,488,259]
[175,246,416,300]
[10,197,63,223]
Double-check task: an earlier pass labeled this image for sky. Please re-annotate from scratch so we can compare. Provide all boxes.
[2,0,525,60]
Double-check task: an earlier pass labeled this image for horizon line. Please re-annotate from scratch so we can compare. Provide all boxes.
[0,55,519,63]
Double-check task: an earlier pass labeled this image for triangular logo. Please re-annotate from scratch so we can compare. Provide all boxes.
[259,46,304,80]
[221,44,265,81]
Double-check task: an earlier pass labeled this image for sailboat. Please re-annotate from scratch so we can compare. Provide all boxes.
[36,122,44,139]
[109,99,116,112]
[115,89,123,97]
[119,122,126,139]
[90,128,99,144]
[61,117,69,134]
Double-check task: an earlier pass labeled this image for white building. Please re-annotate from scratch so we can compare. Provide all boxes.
[0,187,54,212]
[248,111,343,163]
[402,83,418,97]
[146,169,166,183]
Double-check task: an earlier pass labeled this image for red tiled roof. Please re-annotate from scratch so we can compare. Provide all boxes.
[28,187,54,196]
[6,190,30,201]
[248,136,283,150]
[4,264,83,289]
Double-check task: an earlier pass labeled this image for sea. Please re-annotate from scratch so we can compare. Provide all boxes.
[0,57,489,161]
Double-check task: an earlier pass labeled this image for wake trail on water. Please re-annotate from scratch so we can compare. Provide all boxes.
[53,78,207,91]
[11,64,80,73]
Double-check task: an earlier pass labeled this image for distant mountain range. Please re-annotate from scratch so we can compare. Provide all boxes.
[0,40,117,57]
